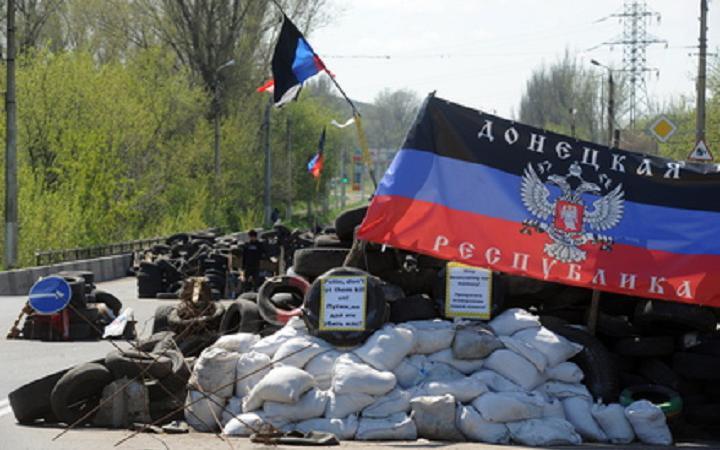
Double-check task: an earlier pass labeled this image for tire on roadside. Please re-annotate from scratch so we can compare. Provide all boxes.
[105,349,173,380]
[50,362,113,425]
[219,299,263,334]
[8,367,71,424]
[335,206,368,242]
[89,289,122,316]
[293,247,349,280]
[303,267,388,347]
[257,275,309,326]
[544,322,620,402]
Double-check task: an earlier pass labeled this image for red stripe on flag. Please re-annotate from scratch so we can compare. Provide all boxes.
[358,195,720,307]
[257,79,274,93]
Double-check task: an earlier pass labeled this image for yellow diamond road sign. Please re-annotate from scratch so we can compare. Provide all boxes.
[649,115,677,143]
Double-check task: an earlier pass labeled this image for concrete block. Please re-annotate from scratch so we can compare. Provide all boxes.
[7,269,33,295]
[99,257,115,282]
[0,272,11,295]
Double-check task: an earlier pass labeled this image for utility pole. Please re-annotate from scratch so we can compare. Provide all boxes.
[340,147,347,210]
[590,59,616,147]
[263,98,272,228]
[696,0,708,143]
[285,117,292,221]
[5,0,18,269]
[212,59,236,181]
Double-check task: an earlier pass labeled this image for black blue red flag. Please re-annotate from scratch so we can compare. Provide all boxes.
[358,95,720,306]
[260,15,327,106]
[308,126,326,178]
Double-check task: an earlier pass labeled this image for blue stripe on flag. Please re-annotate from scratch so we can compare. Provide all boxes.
[292,39,320,82]
[377,149,720,255]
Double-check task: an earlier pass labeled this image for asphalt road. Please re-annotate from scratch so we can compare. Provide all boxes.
[1,277,719,450]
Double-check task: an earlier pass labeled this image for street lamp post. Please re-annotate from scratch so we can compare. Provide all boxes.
[213,59,236,179]
[591,59,615,147]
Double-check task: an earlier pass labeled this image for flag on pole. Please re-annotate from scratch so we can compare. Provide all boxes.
[307,127,326,179]
[259,15,327,106]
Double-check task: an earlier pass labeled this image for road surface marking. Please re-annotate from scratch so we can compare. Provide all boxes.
[0,398,11,418]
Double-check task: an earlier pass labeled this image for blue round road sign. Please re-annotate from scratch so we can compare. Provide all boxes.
[28,275,72,314]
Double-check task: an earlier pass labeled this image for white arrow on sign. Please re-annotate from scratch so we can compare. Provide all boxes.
[688,140,714,162]
[29,290,65,301]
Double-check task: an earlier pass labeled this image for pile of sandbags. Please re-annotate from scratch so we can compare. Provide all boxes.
[182,308,672,446]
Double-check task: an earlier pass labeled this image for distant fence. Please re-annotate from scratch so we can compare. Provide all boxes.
[33,228,223,266]
[34,237,166,267]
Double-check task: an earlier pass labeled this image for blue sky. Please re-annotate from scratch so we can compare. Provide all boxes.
[311,0,720,118]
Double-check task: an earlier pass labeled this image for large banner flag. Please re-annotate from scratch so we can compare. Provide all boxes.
[358,96,720,306]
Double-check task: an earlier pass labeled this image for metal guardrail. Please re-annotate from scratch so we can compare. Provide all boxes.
[34,237,166,266]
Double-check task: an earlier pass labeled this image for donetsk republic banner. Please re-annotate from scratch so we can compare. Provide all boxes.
[358,96,720,307]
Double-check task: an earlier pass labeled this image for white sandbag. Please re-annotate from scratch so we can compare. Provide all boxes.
[263,388,328,422]
[272,336,330,368]
[293,415,359,440]
[513,326,583,367]
[251,319,305,357]
[355,413,417,441]
[592,403,635,444]
[243,366,315,412]
[483,349,545,390]
[415,377,488,403]
[499,335,548,372]
[332,353,396,396]
[235,351,272,397]
[539,381,592,399]
[422,360,465,382]
[472,391,546,423]
[393,354,426,388]
[428,349,484,374]
[191,347,239,398]
[353,324,414,371]
[221,396,243,426]
[624,400,672,445]
[410,394,465,441]
[223,412,286,436]
[185,390,224,432]
[561,396,607,442]
[452,324,504,360]
[456,404,510,444]
[488,308,540,336]
[507,418,582,446]
[542,398,566,419]
[546,362,584,383]
[305,350,342,390]
[399,320,455,354]
[362,388,411,418]
[470,369,522,393]
[212,333,259,353]
[325,392,375,418]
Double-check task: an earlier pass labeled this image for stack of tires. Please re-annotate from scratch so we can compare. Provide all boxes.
[20,271,123,341]
[8,332,189,427]
[136,231,259,299]
[291,206,364,281]
[530,291,720,437]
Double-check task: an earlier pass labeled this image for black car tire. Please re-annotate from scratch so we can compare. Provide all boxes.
[50,362,113,425]
[293,247,349,280]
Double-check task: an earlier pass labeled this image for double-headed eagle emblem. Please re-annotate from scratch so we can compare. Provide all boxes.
[520,161,624,263]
